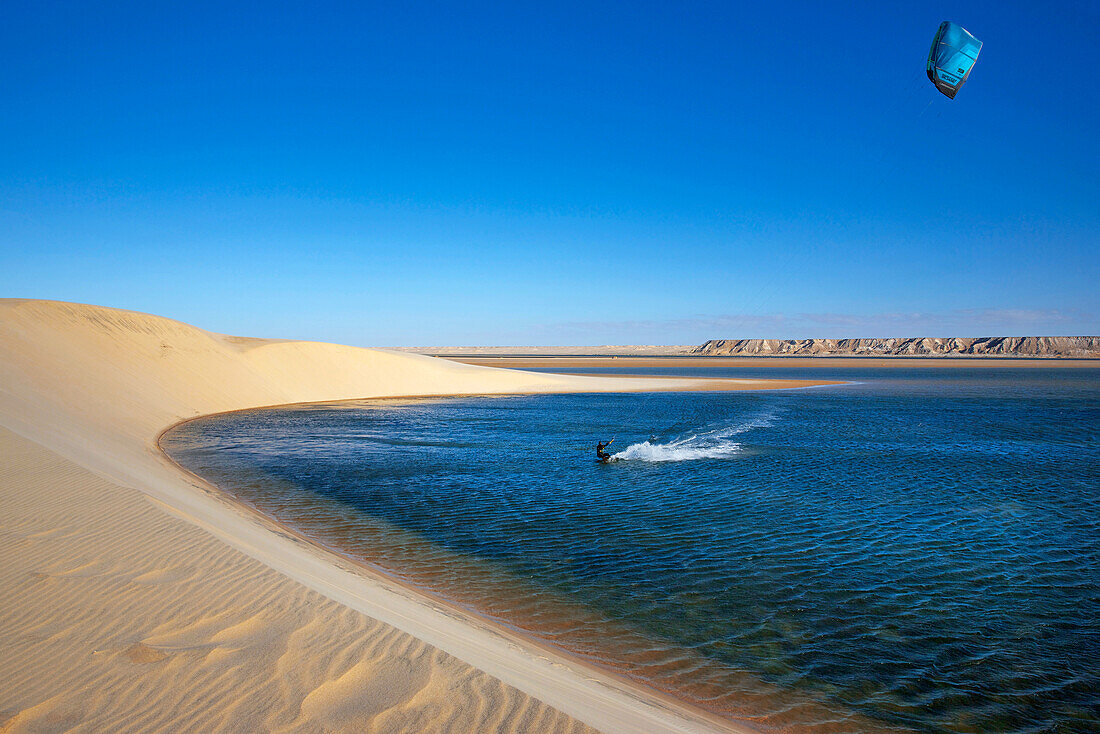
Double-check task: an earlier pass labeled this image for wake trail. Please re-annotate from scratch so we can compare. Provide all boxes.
[611,408,779,463]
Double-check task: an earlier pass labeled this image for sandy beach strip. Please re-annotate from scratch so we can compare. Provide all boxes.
[0,300,828,733]
[446,355,1100,370]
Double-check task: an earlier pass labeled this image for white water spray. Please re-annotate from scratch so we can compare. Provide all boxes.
[610,409,778,463]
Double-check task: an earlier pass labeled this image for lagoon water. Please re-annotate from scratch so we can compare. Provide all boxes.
[163,365,1099,733]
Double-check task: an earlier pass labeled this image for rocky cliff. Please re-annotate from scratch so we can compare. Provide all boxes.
[690,336,1100,358]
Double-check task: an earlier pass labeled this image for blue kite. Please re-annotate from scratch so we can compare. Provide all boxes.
[927,21,982,99]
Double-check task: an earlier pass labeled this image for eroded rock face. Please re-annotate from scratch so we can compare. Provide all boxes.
[690,336,1100,358]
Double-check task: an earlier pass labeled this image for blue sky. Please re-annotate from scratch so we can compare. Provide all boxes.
[2,1,1097,345]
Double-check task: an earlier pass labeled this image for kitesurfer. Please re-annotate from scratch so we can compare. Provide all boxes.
[596,439,615,462]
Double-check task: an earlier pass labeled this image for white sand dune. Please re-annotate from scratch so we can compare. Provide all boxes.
[0,300,789,733]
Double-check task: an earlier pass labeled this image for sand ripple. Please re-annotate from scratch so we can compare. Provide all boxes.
[0,427,596,733]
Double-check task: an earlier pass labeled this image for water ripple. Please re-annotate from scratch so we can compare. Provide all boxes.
[164,368,1100,733]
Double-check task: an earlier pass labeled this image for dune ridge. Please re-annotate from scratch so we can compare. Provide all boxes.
[0,299,779,733]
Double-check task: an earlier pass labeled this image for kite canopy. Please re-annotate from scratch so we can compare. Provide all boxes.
[927,21,982,99]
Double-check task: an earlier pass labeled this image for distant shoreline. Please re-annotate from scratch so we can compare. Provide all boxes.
[443,355,1100,369]
[394,335,1099,360]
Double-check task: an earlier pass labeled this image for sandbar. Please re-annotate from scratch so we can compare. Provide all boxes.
[0,300,839,732]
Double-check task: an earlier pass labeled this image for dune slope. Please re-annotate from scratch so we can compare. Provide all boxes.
[0,426,596,734]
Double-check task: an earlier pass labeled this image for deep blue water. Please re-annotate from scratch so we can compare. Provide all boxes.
[163,366,1100,733]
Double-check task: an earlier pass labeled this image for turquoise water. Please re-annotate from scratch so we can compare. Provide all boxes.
[163,366,1099,733]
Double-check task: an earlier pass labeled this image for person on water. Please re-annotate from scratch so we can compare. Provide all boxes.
[596,438,615,461]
